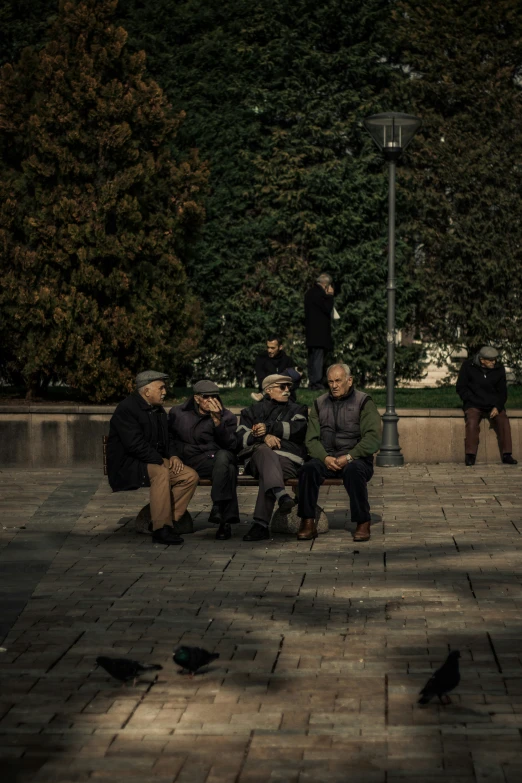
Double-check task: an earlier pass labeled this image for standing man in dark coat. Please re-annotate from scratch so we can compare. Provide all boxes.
[304,273,335,390]
[169,380,239,540]
[456,346,517,466]
[238,374,308,541]
[106,371,199,546]
[252,334,301,402]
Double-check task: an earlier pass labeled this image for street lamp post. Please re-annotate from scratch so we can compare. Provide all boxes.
[363,112,421,467]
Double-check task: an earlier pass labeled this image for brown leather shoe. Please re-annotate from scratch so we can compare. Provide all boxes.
[297,517,318,540]
[353,521,371,542]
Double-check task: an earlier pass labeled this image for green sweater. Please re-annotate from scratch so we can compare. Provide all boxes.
[305,396,382,462]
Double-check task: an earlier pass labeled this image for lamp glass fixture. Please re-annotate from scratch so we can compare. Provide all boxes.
[363,112,421,153]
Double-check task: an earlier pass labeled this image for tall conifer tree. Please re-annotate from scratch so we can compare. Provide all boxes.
[0,0,207,400]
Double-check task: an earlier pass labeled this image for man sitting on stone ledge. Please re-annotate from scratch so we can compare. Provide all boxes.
[297,363,381,543]
[168,380,239,541]
[106,371,199,546]
[237,374,308,542]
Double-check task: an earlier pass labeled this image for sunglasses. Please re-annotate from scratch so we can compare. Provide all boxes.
[274,383,292,390]
[199,393,220,399]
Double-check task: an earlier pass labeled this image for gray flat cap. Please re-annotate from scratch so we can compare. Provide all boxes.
[193,379,220,394]
[136,370,169,389]
[262,374,293,391]
[478,346,499,360]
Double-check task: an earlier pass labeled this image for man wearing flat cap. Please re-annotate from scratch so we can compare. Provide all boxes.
[237,374,308,541]
[168,380,239,540]
[107,371,199,545]
[457,346,517,466]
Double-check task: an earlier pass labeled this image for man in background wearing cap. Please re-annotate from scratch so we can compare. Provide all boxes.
[168,380,239,540]
[457,346,517,466]
[107,371,199,545]
[237,374,308,541]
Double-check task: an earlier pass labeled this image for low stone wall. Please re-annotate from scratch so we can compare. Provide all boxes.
[0,405,521,467]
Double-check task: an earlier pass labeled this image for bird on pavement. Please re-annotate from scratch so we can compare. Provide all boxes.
[418,650,460,705]
[173,646,220,676]
[95,656,163,686]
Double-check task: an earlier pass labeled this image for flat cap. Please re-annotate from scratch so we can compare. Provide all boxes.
[478,346,499,360]
[262,374,293,391]
[136,370,169,389]
[193,379,220,395]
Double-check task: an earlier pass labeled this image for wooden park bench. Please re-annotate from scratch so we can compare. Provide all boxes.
[101,435,345,535]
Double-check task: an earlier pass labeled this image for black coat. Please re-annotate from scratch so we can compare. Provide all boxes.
[304,284,334,349]
[107,393,169,492]
[237,397,308,463]
[456,356,508,412]
[255,349,296,390]
[168,397,238,472]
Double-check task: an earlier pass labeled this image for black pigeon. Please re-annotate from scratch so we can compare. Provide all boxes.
[173,646,219,676]
[96,656,162,685]
[418,650,460,705]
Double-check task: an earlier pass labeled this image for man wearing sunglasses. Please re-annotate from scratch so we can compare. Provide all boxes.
[238,374,308,541]
[168,380,239,540]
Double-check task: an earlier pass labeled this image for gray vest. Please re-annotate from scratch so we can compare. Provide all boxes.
[315,389,369,456]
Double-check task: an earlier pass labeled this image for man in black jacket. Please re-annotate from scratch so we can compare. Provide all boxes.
[169,380,239,540]
[252,334,301,402]
[107,371,199,546]
[238,374,308,541]
[456,346,517,466]
[304,273,335,390]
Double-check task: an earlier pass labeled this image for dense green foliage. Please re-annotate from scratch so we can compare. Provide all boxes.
[120,0,425,385]
[391,0,522,375]
[2,0,522,399]
[0,0,207,401]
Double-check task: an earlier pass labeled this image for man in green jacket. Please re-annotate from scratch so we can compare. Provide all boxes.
[297,363,381,542]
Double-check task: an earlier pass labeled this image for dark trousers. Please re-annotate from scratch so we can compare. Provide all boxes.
[248,445,299,526]
[298,457,374,523]
[464,408,513,455]
[307,347,325,390]
[194,450,239,522]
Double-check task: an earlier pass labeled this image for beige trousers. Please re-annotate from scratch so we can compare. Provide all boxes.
[146,458,199,530]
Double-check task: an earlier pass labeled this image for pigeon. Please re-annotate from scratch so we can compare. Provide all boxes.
[173,646,219,676]
[95,656,163,686]
[418,650,460,705]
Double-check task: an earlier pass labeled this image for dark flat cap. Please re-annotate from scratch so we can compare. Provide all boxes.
[193,379,220,394]
[478,346,499,360]
[136,370,169,389]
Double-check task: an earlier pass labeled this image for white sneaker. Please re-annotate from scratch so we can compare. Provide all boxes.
[251,392,263,402]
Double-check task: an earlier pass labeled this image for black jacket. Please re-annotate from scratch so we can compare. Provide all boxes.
[456,355,508,412]
[255,349,296,391]
[304,283,334,349]
[168,397,238,472]
[237,397,308,464]
[107,392,168,492]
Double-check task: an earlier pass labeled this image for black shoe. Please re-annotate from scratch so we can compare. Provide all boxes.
[208,504,223,525]
[465,454,476,467]
[172,511,194,535]
[215,522,231,540]
[503,453,518,465]
[243,522,269,542]
[152,525,184,545]
[277,493,295,514]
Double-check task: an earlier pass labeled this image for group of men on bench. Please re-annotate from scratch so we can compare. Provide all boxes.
[106,364,382,547]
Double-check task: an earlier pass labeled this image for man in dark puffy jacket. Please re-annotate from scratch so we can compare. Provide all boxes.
[169,380,239,540]
[298,363,381,543]
[252,334,301,402]
[238,374,308,542]
[107,371,199,546]
[456,346,517,466]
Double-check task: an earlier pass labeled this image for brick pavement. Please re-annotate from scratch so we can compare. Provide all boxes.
[1,464,522,782]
